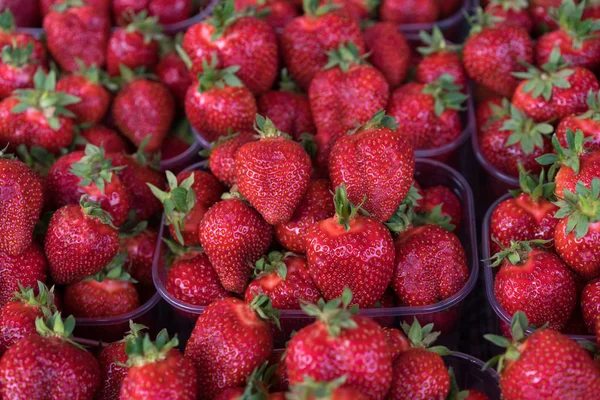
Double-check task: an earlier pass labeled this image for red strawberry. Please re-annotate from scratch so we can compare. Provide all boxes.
[274,178,334,253]
[55,61,111,124]
[257,69,316,141]
[476,97,511,137]
[205,130,256,186]
[0,96,18,146]
[41,0,111,17]
[96,322,147,400]
[387,74,467,150]
[112,66,175,153]
[213,359,285,400]
[386,320,451,400]
[530,0,561,34]
[107,11,163,76]
[281,0,365,90]
[363,22,411,89]
[120,223,161,287]
[0,0,40,27]
[463,8,534,98]
[244,251,321,309]
[76,125,129,154]
[235,116,312,225]
[582,278,600,333]
[234,0,299,32]
[329,110,415,222]
[556,89,600,151]
[382,327,410,361]
[182,0,277,95]
[421,185,462,229]
[112,0,193,25]
[0,312,101,398]
[416,26,467,89]
[0,10,46,63]
[512,49,599,123]
[286,289,392,400]
[323,0,377,21]
[43,1,110,72]
[185,296,277,399]
[0,282,56,356]
[287,376,368,400]
[156,37,192,108]
[305,185,395,308]
[479,105,553,177]
[448,367,490,400]
[199,196,272,293]
[0,243,47,309]
[120,329,198,399]
[44,199,120,284]
[0,42,44,99]
[490,240,576,330]
[379,0,439,24]
[0,151,43,255]
[184,57,257,142]
[485,0,533,32]
[485,311,600,399]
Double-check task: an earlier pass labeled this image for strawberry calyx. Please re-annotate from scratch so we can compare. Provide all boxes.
[83,252,137,283]
[466,7,504,36]
[70,144,124,194]
[196,55,243,93]
[80,194,117,227]
[298,132,317,158]
[417,25,461,56]
[249,294,281,330]
[488,97,512,122]
[254,114,292,139]
[123,10,164,44]
[303,0,340,18]
[16,145,57,177]
[35,311,84,349]
[385,203,416,233]
[279,68,300,93]
[577,89,600,122]
[550,0,600,49]
[510,164,556,202]
[0,145,15,160]
[120,320,148,343]
[124,329,178,367]
[254,251,294,280]
[323,42,368,73]
[348,109,398,135]
[399,319,450,355]
[500,105,554,155]
[404,182,423,208]
[73,59,117,90]
[287,376,348,400]
[221,186,247,201]
[1,41,35,68]
[447,367,471,400]
[132,136,161,170]
[487,238,551,267]
[300,287,359,338]
[11,69,81,130]
[333,184,365,232]
[422,74,468,117]
[483,311,534,373]
[163,237,204,261]
[413,204,456,232]
[554,178,600,239]
[147,171,196,245]
[537,129,591,176]
[0,10,15,33]
[488,0,528,12]
[12,281,57,315]
[512,48,574,101]
[51,0,86,12]
[238,362,277,399]
[115,64,156,88]
[174,43,193,70]
[207,0,247,41]
[200,128,239,158]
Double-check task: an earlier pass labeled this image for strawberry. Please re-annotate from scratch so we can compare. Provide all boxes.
[0,150,43,255]
[387,74,467,150]
[286,289,392,400]
[205,130,256,186]
[164,239,231,306]
[44,199,120,284]
[281,0,365,90]
[0,96,18,146]
[245,251,321,309]
[274,178,334,253]
[184,57,257,142]
[120,224,160,287]
[41,0,111,17]
[156,36,192,108]
[379,0,439,24]
[0,0,40,27]
[185,296,277,399]
[56,61,111,125]
[0,243,47,309]
[287,376,368,400]
[416,26,467,89]
[9,69,80,153]
[421,185,462,229]
[382,327,410,361]
[463,8,534,98]
[0,312,101,398]
[305,185,394,308]
[485,311,600,399]
[512,48,599,123]
[76,125,129,154]
[199,195,272,293]
[536,1,600,71]
[476,97,511,137]
[234,0,299,32]
[235,116,312,225]
[479,105,553,177]
[149,169,224,246]
[0,282,56,356]
[112,0,193,25]
[485,0,533,32]
[120,329,198,399]
[553,178,600,280]
[0,10,46,63]
[582,278,600,333]
[489,240,576,330]
[212,360,284,400]
[363,22,411,89]
[386,320,451,400]
[530,0,561,34]
[107,11,164,76]
[112,66,175,153]
[447,367,490,400]
[556,89,600,151]
[182,0,277,95]
[43,0,110,72]
[309,42,389,169]
[257,69,316,141]
[96,322,147,400]
[0,42,44,99]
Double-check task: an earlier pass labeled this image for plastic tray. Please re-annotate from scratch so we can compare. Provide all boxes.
[398,0,471,41]
[152,158,479,345]
[481,194,595,342]
[160,137,203,173]
[444,352,501,400]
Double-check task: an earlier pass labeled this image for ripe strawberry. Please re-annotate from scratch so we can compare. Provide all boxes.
[421,185,462,229]
[156,36,192,108]
[184,57,257,142]
[199,196,272,293]
[149,169,224,246]
[556,89,600,151]
[43,0,110,72]
[281,0,365,90]
[463,8,533,98]
[363,22,411,89]
[387,320,451,400]
[530,0,561,34]
[485,0,533,32]
[476,97,511,137]
[382,327,410,361]
[0,282,56,356]
[512,48,599,123]
[274,178,334,253]
[0,10,47,63]
[120,329,198,399]
[76,125,129,154]
[0,0,40,26]
[185,296,277,399]
[205,130,256,186]
[234,0,299,32]
[582,278,600,333]
[112,66,175,153]
[287,376,368,400]
[112,0,193,25]
[41,0,111,17]
[44,199,120,284]
[0,151,43,255]
[212,361,285,400]
[0,312,101,398]
[56,61,111,124]
[286,289,392,400]
[305,185,394,308]
[0,243,47,309]
[485,311,600,399]
[387,74,467,150]
[0,42,44,99]
[0,96,18,146]
[235,116,312,225]
[416,26,467,89]
[379,0,439,23]
[120,224,160,287]
[480,105,553,177]
[107,11,163,76]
